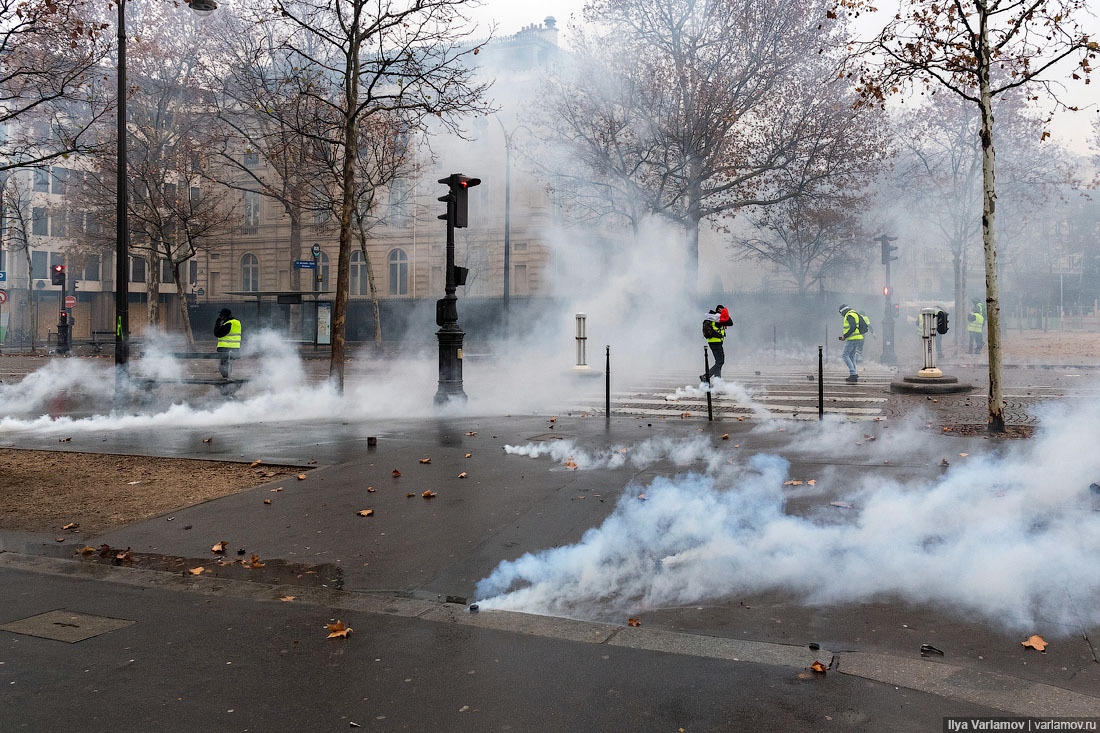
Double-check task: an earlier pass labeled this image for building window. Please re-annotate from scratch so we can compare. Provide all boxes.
[161,258,174,284]
[31,250,46,279]
[319,251,330,292]
[241,253,259,291]
[514,264,528,295]
[312,207,331,232]
[243,150,259,167]
[51,213,66,238]
[388,179,410,227]
[32,207,48,235]
[350,249,369,296]
[51,167,67,194]
[33,168,50,192]
[190,187,200,207]
[164,182,176,203]
[242,191,260,234]
[513,241,528,251]
[130,255,146,283]
[83,255,100,281]
[430,266,443,293]
[388,248,408,295]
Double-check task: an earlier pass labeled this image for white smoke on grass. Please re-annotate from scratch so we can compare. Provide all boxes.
[478,401,1100,632]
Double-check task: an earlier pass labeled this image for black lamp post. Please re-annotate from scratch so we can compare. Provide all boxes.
[115,0,216,398]
[494,118,530,326]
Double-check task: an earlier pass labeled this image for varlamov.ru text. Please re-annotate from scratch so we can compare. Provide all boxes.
[945,720,1098,732]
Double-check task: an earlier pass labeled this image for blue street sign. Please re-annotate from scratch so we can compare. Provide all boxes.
[0,271,6,281]
[294,260,316,269]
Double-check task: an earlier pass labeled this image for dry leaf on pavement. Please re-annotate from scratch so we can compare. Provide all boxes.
[1021,635,1048,652]
[458,472,467,479]
[465,431,477,436]
[202,437,212,443]
[419,458,431,464]
[392,469,402,478]
[263,499,271,504]
[327,620,352,639]
[270,487,283,492]
[115,548,132,561]
[565,458,579,470]
[550,416,557,422]
[959,453,969,457]
[189,567,205,575]
[367,487,375,493]
[62,522,79,530]
[465,453,472,458]
[721,434,729,440]
[808,479,816,485]
[279,596,295,602]
[784,480,804,486]
[627,618,641,627]
[211,541,228,554]
[297,473,307,480]
[406,492,415,498]
[357,509,374,517]
[246,554,265,569]
[422,490,437,499]
[250,459,262,467]
[78,545,96,555]
[810,661,827,674]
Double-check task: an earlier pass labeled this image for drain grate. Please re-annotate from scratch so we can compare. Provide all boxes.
[1,610,135,643]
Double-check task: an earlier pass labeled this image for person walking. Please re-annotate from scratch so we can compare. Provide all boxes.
[700,304,733,385]
[214,308,242,378]
[838,304,865,383]
[967,303,984,354]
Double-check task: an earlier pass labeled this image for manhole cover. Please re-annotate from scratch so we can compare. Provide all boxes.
[1,610,135,643]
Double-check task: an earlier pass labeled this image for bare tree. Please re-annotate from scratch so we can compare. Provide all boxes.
[0,171,38,349]
[843,0,1097,431]
[0,0,112,171]
[265,0,490,388]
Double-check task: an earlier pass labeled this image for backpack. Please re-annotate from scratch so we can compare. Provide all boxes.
[702,316,722,340]
[857,313,870,335]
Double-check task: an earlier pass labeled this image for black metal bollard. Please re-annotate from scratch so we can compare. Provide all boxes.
[703,346,713,421]
[605,345,611,418]
[818,345,824,421]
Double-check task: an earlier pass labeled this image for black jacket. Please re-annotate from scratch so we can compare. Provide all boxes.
[214,317,234,338]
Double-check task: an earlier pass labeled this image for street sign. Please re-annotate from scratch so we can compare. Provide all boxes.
[0,271,6,281]
[311,244,321,257]
[0,289,7,304]
[196,287,205,296]
[64,295,76,308]
[294,260,316,269]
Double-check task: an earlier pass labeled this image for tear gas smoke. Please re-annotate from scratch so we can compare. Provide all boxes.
[479,400,1100,633]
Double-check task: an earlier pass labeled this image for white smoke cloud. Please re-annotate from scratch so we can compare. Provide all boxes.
[478,400,1100,633]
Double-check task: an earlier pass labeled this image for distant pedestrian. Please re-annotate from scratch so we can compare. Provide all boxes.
[214,308,242,378]
[967,304,984,354]
[838,304,867,383]
[700,304,733,385]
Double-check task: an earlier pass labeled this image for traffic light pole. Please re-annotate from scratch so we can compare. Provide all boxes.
[880,235,897,366]
[435,188,465,405]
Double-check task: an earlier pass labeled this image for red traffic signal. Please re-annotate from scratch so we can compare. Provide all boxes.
[51,264,66,286]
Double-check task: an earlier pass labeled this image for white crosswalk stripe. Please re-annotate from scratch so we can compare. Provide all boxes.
[569,369,893,421]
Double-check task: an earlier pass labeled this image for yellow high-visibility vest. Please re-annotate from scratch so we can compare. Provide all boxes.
[218,319,242,349]
[843,311,863,341]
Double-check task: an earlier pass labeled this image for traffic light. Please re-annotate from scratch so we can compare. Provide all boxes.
[51,264,65,286]
[437,174,481,228]
[58,310,67,322]
[937,310,949,334]
[880,235,898,265]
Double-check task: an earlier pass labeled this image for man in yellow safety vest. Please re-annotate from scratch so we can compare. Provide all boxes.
[214,308,242,378]
[967,304,984,355]
[838,304,866,383]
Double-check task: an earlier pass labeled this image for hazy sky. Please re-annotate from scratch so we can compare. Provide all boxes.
[471,0,1098,153]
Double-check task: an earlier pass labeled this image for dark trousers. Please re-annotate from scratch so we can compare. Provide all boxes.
[968,331,983,354]
[217,347,235,378]
[705,341,725,381]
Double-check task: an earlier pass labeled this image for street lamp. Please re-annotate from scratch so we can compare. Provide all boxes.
[115,0,216,398]
[494,117,530,327]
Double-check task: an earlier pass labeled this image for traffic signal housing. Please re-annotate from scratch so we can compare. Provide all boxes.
[51,264,65,286]
[437,174,481,228]
[937,310,949,334]
[880,235,898,265]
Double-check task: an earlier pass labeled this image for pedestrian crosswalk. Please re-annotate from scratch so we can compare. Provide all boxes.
[568,368,895,421]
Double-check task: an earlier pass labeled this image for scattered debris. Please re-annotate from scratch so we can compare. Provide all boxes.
[279,596,295,602]
[249,459,262,468]
[550,416,557,422]
[465,453,472,459]
[1021,635,1048,652]
[637,494,647,501]
[565,458,579,470]
[807,479,816,486]
[202,437,212,443]
[458,472,467,479]
[189,567,206,575]
[115,548,132,562]
[468,604,479,613]
[721,434,729,440]
[783,480,804,486]
[271,487,282,492]
[941,458,950,466]
[419,458,432,464]
[959,453,968,457]
[245,554,265,569]
[211,541,228,554]
[465,432,477,436]
[77,546,96,555]
[920,644,945,657]
[392,469,402,478]
[810,661,827,674]
[308,459,317,465]
[326,620,352,639]
[59,437,71,443]
[367,487,376,493]
[62,522,79,530]
[808,642,820,651]
[422,490,437,499]
[54,536,65,542]
[627,618,641,627]
[830,501,853,509]
[406,493,415,498]
[357,509,374,517]
[127,480,142,485]
[263,499,271,505]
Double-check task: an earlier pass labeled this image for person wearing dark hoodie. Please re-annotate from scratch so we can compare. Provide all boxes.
[700,304,733,385]
[214,308,242,378]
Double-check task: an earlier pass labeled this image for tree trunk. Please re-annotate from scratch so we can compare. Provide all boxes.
[288,208,302,340]
[23,247,35,352]
[145,252,160,328]
[978,21,1005,433]
[685,215,700,292]
[329,38,360,389]
[953,253,963,348]
[171,261,195,347]
[360,241,382,344]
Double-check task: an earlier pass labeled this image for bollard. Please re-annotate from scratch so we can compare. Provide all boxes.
[573,313,590,371]
[703,346,713,421]
[818,345,824,421]
[605,345,611,418]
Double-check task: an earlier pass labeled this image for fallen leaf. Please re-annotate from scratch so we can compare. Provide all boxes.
[941,458,950,466]
[810,661,827,674]
[212,541,228,554]
[367,487,376,493]
[637,494,647,501]
[62,522,79,530]
[127,480,142,485]
[797,672,813,679]
[297,473,307,480]
[943,426,953,432]
[465,453,472,458]
[721,434,729,440]
[327,620,352,639]
[422,490,437,499]
[247,554,265,568]
[78,545,96,555]
[279,596,295,602]
[59,437,71,443]
[1021,635,1048,652]
[550,416,557,422]
[737,417,744,421]
[406,492,415,498]
[263,499,272,505]
[308,458,317,465]
[392,469,402,478]
[419,458,431,464]
[250,459,262,467]
[734,444,740,448]
[271,487,282,492]
[54,536,65,542]
[98,544,112,557]
[627,618,641,627]
[458,472,467,478]
[357,509,374,517]
[783,480,804,486]
[680,412,691,418]
[116,548,132,561]
[465,431,477,436]
[959,453,968,457]
[189,567,206,575]
[202,437,212,443]
[808,479,816,485]
[565,458,579,470]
